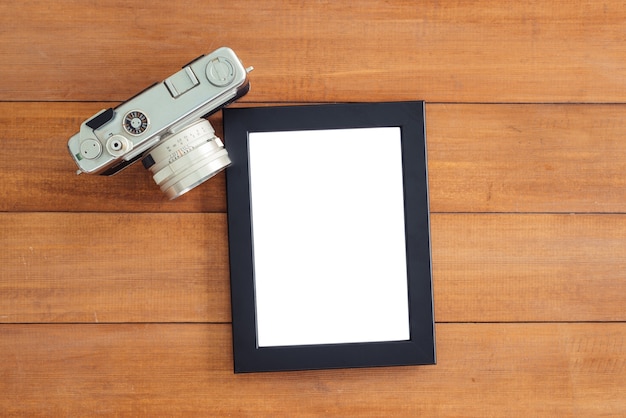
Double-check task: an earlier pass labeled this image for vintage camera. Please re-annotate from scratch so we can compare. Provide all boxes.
[67,47,252,199]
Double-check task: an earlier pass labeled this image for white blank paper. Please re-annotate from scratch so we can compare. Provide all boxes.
[248,127,410,347]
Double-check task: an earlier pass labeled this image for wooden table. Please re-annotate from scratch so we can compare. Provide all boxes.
[1,1,625,416]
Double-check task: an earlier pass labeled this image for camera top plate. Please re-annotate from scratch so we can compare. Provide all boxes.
[67,47,251,176]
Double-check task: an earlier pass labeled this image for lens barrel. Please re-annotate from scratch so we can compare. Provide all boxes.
[143,119,231,199]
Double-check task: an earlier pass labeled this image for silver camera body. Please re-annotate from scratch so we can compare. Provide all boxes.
[67,47,251,199]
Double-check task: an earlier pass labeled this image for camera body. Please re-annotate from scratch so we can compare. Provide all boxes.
[67,47,251,194]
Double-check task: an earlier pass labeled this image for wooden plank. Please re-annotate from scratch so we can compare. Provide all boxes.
[1,1,626,102]
[0,213,231,323]
[427,104,626,213]
[0,323,624,416]
[2,213,625,323]
[0,102,227,212]
[432,214,626,322]
[3,102,626,213]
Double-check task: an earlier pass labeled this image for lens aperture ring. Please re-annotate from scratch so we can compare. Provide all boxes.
[144,119,230,199]
[163,152,231,199]
[152,140,226,186]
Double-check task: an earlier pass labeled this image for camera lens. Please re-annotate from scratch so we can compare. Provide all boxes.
[143,119,231,199]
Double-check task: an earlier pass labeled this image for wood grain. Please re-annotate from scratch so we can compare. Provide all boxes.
[1,0,624,415]
[1,1,626,102]
[0,323,624,416]
[427,104,626,213]
[432,214,626,322]
[0,213,231,323]
[3,102,626,213]
[3,213,625,323]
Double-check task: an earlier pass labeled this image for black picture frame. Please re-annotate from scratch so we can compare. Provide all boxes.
[224,102,435,373]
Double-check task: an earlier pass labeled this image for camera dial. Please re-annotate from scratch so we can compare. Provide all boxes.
[206,57,236,87]
[79,139,102,160]
[106,135,133,157]
[123,110,149,135]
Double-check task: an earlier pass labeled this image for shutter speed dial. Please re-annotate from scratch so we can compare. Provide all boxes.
[123,110,149,135]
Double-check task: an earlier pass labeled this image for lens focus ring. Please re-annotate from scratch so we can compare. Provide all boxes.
[143,119,231,199]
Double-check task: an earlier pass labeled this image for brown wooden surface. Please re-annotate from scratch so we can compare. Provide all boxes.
[1,324,624,416]
[1,0,625,416]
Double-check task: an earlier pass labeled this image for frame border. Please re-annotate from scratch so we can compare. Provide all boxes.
[224,102,435,373]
